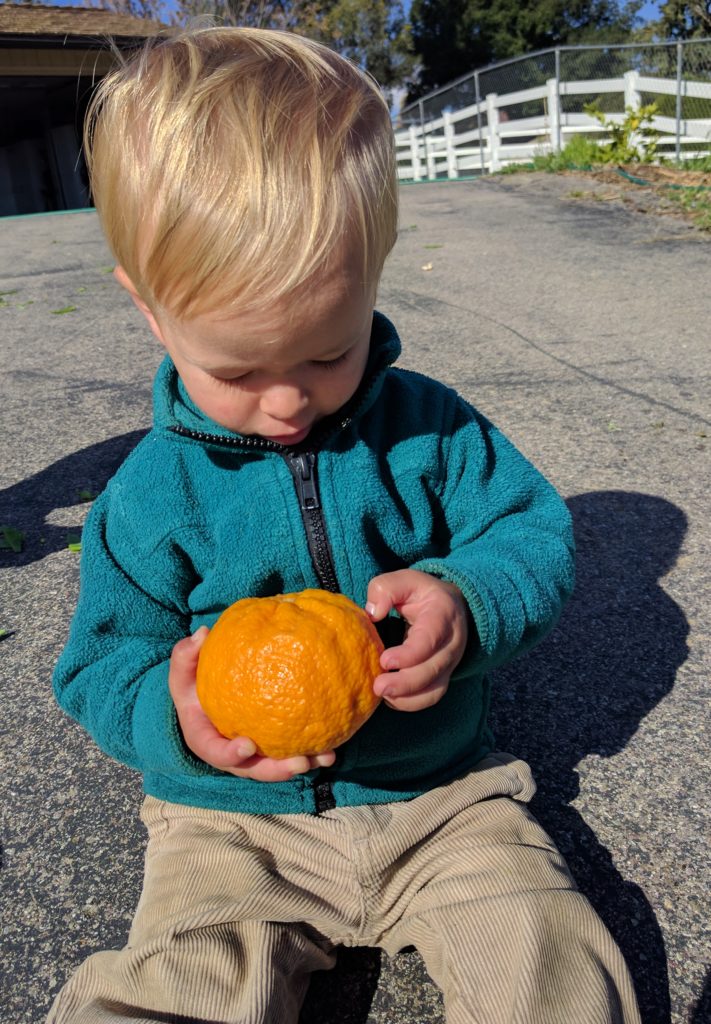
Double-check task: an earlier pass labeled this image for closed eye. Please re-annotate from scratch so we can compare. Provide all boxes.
[311,351,350,371]
[214,373,249,385]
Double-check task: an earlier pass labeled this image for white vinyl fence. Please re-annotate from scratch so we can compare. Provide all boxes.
[396,41,711,179]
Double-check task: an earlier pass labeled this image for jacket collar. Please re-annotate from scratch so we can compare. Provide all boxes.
[154,310,401,452]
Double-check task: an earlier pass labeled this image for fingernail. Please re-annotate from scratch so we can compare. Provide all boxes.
[236,740,255,758]
[192,626,208,643]
[365,602,377,617]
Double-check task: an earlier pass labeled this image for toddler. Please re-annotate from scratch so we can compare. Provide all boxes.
[50,27,641,1023]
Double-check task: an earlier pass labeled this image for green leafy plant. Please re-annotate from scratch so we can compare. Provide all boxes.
[678,153,711,172]
[0,526,24,552]
[583,102,660,164]
[666,187,711,231]
[532,133,602,172]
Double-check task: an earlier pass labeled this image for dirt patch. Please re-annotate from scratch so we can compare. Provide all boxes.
[494,165,711,235]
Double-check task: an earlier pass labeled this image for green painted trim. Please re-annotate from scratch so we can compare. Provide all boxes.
[614,166,711,191]
[1,207,96,222]
[398,176,482,185]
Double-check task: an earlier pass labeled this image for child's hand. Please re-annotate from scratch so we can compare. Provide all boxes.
[366,569,469,712]
[168,629,336,781]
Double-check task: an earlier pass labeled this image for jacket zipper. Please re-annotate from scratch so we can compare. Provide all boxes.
[286,452,339,593]
[286,451,339,812]
[169,426,357,813]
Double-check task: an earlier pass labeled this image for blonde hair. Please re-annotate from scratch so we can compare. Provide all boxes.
[84,27,398,318]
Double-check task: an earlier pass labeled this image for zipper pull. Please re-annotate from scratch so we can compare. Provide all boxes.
[290,453,319,510]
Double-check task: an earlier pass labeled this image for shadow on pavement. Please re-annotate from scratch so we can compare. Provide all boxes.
[0,430,148,565]
[491,490,689,1024]
[300,947,382,1024]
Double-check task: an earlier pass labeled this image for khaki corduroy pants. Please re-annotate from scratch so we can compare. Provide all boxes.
[48,754,640,1024]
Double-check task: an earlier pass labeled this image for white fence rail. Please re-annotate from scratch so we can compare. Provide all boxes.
[395,43,711,180]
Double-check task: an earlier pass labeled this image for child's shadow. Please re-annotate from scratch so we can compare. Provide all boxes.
[0,431,148,568]
[489,490,688,1024]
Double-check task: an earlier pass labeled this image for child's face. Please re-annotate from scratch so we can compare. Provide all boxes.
[117,257,376,445]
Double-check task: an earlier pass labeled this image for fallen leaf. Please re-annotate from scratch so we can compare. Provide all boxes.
[51,305,78,315]
[0,526,24,552]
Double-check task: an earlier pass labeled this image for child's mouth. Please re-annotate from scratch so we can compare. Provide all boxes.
[263,425,311,446]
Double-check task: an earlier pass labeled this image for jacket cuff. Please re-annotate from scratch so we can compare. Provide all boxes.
[132,661,210,777]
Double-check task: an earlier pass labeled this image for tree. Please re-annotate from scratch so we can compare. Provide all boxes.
[321,0,414,90]
[170,0,414,99]
[408,0,641,97]
[657,0,711,38]
[82,0,170,20]
[173,1,327,31]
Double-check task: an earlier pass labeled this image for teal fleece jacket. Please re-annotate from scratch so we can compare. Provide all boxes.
[53,312,575,815]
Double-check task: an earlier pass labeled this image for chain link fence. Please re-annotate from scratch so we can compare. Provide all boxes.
[396,40,711,179]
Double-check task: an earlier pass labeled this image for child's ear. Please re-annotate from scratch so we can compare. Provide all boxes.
[113,266,166,346]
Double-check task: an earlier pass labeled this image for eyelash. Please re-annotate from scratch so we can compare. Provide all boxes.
[213,350,349,385]
[312,352,349,371]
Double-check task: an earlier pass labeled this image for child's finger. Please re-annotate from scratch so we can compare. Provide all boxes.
[374,649,449,699]
[309,751,337,769]
[365,570,417,621]
[228,750,335,782]
[379,619,449,673]
[374,663,450,711]
[168,627,209,700]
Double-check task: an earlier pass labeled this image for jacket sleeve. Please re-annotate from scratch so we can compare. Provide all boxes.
[411,397,575,676]
[52,487,206,777]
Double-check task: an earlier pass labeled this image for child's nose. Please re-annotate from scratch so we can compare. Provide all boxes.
[259,382,309,421]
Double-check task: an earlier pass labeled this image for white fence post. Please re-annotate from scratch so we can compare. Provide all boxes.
[408,125,422,181]
[424,129,437,179]
[443,110,459,178]
[623,69,642,153]
[486,93,501,171]
[624,69,641,109]
[546,77,561,153]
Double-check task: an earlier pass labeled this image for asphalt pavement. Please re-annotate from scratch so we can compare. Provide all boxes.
[1,174,709,1023]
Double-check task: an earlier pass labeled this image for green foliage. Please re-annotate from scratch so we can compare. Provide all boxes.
[584,101,660,162]
[408,0,640,98]
[171,1,414,94]
[525,105,660,171]
[667,186,711,230]
[531,132,603,170]
[320,0,415,90]
[679,153,711,170]
[657,0,711,40]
